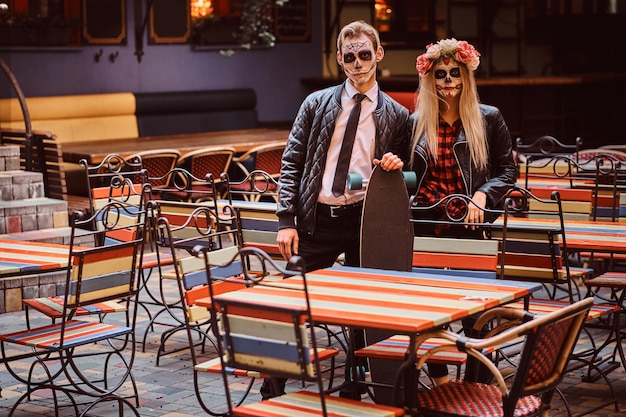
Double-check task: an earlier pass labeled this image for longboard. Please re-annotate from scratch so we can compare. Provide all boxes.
[355,166,414,271]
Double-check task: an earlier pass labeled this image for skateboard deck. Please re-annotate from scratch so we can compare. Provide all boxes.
[358,166,414,272]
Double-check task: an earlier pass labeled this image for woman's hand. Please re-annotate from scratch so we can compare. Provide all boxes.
[374,152,404,171]
[466,191,487,229]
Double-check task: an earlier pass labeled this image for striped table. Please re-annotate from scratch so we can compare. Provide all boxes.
[497,217,626,254]
[197,266,540,408]
[0,239,70,277]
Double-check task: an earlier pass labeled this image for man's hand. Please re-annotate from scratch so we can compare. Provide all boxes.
[374,152,404,171]
[277,228,299,261]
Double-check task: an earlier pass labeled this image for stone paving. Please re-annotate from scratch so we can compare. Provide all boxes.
[0,275,624,417]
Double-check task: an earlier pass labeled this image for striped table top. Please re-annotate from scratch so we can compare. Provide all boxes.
[497,217,626,254]
[0,239,70,277]
[199,266,540,334]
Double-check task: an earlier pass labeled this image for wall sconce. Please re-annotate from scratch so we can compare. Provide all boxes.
[190,0,214,21]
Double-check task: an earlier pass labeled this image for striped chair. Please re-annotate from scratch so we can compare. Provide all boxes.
[140,200,231,361]
[0,200,147,416]
[495,191,621,410]
[22,174,151,328]
[152,207,339,414]
[199,246,404,417]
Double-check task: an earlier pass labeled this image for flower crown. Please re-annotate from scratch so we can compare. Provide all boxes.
[415,38,480,77]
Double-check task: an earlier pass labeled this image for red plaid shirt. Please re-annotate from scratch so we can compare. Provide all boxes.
[416,117,466,225]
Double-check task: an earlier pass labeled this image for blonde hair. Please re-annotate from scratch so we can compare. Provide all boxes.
[410,62,488,171]
[336,20,381,53]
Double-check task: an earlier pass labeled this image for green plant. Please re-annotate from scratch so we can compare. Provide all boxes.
[220,0,289,56]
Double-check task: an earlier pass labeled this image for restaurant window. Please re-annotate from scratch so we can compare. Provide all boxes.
[190,0,274,46]
[0,0,81,46]
[189,0,311,48]
[374,0,435,49]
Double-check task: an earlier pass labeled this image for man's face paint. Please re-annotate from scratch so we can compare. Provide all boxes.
[339,34,379,86]
[434,57,462,99]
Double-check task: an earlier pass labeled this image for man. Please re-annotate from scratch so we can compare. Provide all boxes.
[276,19,409,269]
[262,20,410,400]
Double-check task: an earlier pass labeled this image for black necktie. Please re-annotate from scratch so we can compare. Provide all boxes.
[332,93,366,196]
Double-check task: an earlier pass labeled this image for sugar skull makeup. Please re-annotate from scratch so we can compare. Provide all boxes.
[338,34,381,87]
[343,49,373,64]
[434,58,462,99]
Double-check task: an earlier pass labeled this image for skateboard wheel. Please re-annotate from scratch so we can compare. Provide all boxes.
[346,173,363,191]
[402,171,417,189]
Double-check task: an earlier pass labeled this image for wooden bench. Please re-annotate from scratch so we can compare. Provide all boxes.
[0,89,259,201]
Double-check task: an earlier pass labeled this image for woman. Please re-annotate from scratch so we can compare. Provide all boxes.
[410,38,517,384]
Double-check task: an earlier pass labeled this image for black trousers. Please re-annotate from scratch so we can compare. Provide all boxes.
[297,202,362,271]
[261,202,363,399]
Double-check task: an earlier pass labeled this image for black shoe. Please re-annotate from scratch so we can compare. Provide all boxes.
[339,388,362,400]
[260,378,286,400]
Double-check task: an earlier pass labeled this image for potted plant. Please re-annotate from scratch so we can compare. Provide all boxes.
[190,0,288,55]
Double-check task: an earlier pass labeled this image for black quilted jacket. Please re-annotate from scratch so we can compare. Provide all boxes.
[277,82,410,236]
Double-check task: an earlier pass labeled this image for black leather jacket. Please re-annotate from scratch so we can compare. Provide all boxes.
[411,104,516,218]
[277,82,410,235]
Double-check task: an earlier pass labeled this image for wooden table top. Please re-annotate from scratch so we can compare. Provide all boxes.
[495,216,626,254]
[0,238,70,277]
[198,266,539,334]
[61,128,290,164]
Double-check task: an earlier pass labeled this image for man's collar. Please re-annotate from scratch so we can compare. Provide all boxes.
[345,81,378,102]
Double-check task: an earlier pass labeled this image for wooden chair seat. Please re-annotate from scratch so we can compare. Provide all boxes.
[505,299,619,322]
[1,319,132,350]
[584,271,626,289]
[23,296,126,320]
[234,390,404,416]
[417,380,543,417]
[355,335,490,380]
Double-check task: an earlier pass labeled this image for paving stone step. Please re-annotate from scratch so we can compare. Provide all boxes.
[0,197,68,234]
[0,144,20,171]
[0,170,46,202]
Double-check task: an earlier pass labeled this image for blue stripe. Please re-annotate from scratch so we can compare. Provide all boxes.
[0,262,40,272]
[183,261,242,290]
[68,271,133,296]
[505,239,559,256]
[240,218,279,232]
[227,334,307,364]
[411,267,496,280]
[57,326,132,349]
[331,266,542,291]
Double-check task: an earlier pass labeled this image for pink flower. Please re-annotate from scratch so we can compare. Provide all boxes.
[454,40,480,71]
[415,54,433,77]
